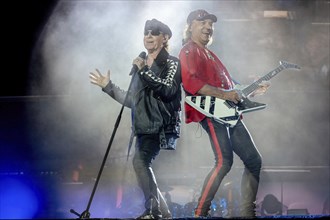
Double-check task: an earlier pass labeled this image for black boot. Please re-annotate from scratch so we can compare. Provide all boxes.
[137,197,162,219]
[240,169,259,217]
[136,210,162,219]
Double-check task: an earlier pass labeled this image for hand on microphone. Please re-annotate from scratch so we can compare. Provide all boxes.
[129,52,147,75]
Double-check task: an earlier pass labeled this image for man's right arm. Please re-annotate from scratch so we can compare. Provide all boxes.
[198,84,241,104]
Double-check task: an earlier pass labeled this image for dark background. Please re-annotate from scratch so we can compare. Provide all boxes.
[1,0,59,174]
[0,1,61,218]
[1,0,58,96]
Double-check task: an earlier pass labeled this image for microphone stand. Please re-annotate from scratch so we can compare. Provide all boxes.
[70,71,138,219]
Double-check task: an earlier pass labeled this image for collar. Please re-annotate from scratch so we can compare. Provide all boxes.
[153,47,169,67]
[188,39,207,49]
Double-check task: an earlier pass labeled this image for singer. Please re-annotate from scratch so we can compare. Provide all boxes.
[89,18,181,219]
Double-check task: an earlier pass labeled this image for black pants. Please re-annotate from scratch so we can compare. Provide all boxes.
[132,134,170,216]
[195,118,262,217]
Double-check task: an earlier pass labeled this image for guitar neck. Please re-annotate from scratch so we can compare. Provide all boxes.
[242,65,285,96]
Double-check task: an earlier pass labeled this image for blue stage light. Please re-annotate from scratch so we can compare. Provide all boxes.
[0,176,39,219]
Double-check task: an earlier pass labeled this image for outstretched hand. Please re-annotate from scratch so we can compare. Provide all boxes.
[89,69,110,88]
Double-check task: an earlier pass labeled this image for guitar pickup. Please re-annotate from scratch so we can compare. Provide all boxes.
[219,115,239,121]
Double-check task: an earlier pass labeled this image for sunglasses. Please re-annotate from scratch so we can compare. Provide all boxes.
[144,29,163,36]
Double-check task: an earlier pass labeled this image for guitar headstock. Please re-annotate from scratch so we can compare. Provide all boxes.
[280,60,301,70]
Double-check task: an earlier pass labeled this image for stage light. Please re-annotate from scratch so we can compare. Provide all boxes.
[0,176,39,219]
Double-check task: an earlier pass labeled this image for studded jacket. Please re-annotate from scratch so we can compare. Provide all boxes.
[102,48,182,137]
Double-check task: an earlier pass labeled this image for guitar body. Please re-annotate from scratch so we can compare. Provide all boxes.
[235,97,266,113]
[185,95,266,127]
[184,61,301,127]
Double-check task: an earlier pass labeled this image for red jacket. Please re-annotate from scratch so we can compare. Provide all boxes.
[179,40,235,123]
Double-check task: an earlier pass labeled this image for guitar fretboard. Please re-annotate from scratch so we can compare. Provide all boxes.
[242,65,284,96]
[242,60,300,96]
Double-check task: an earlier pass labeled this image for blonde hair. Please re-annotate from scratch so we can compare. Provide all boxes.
[182,24,191,46]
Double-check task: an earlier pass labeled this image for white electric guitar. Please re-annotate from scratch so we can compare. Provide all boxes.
[185,60,301,127]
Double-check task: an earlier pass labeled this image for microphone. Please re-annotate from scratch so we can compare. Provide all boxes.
[129,51,147,75]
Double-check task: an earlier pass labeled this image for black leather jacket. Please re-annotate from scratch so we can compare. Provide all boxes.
[102,48,182,137]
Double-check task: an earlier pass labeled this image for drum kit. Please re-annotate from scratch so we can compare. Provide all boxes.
[115,179,241,218]
[160,181,239,218]
[165,198,230,218]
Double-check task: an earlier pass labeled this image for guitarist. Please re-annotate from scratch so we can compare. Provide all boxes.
[179,9,270,218]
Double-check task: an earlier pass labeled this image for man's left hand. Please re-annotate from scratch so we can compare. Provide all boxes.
[249,81,271,97]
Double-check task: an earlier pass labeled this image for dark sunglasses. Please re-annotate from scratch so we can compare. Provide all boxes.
[144,29,162,36]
